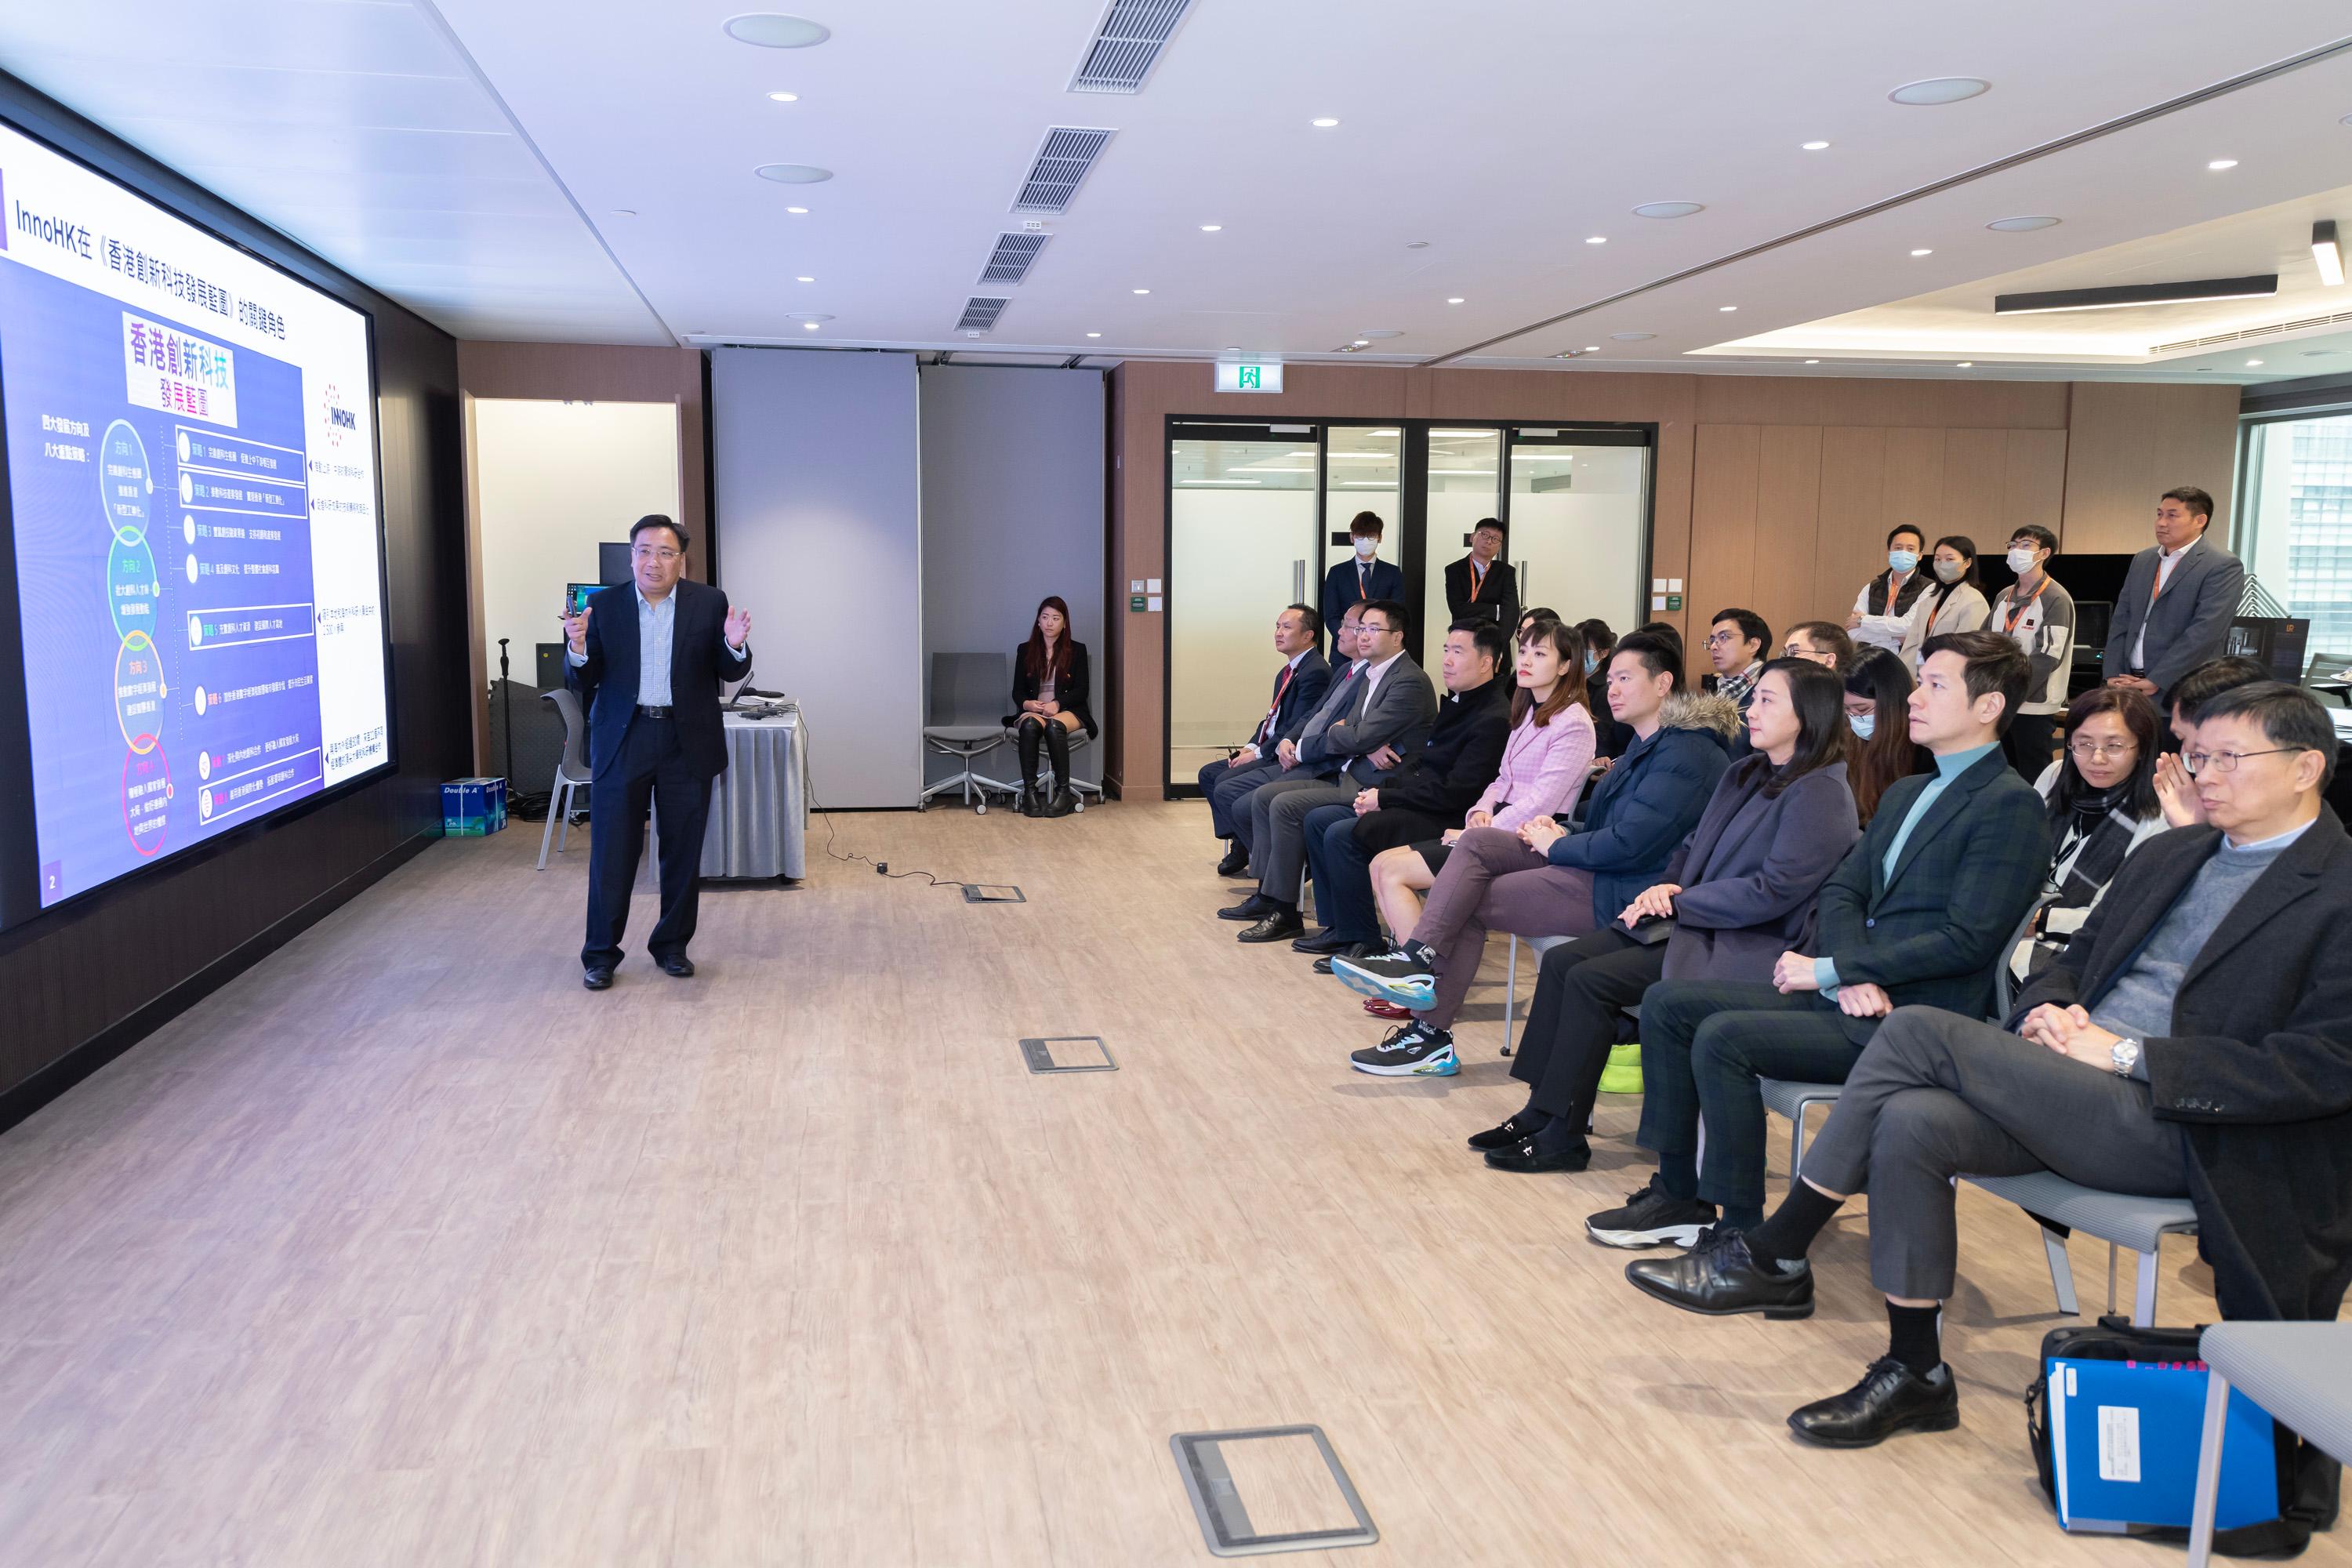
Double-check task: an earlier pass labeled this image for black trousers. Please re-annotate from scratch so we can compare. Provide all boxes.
[1511,925,1664,1118]
[583,714,714,969]
[2002,711,2061,781]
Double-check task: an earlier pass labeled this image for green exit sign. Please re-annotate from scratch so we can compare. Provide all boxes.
[1214,360,1283,394]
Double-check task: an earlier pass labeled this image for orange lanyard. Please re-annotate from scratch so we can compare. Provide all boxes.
[2001,578,2046,633]
[2151,553,2181,604]
[1470,557,1489,597]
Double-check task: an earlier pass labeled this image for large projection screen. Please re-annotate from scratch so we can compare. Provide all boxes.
[0,116,391,925]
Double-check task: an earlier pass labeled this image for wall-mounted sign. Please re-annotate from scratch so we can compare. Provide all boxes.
[1214,359,1283,394]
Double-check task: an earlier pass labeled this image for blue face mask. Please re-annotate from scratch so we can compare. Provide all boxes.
[1849,712,1876,741]
[1888,549,1919,574]
[1584,651,1599,675]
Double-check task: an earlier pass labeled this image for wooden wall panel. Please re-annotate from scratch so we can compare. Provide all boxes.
[1812,426,1889,627]
[2060,383,2240,554]
[1688,425,1762,637]
[1748,426,1824,641]
[1693,376,2068,430]
[1941,429,2010,531]
[2005,428,2069,540]
[1882,426,1949,541]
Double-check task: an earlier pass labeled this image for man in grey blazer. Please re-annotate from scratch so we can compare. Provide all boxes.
[2103,485,2245,705]
[1221,600,1438,942]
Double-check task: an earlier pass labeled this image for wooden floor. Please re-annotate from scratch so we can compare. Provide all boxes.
[0,799,2339,1567]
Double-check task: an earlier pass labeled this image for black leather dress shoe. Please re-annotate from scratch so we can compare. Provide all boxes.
[659,954,695,978]
[1483,1134,1592,1174]
[1218,895,1273,922]
[1214,844,1250,877]
[1237,910,1304,943]
[1291,927,1361,955]
[1624,1231,1815,1319]
[1467,1114,1546,1152]
[583,964,615,991]
[1310,943,1375,975]
[1788,1359,1959,1447]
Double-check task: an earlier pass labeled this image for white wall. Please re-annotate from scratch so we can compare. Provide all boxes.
[713,348,922,808]
[472,397,681,684]
[1169,488,1319,762]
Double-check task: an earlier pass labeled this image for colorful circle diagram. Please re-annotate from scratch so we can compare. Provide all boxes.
[99,420,160,641]
[122,742,172,857]
[114,630,164,753]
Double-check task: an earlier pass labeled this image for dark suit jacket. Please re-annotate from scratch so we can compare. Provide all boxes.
[1371,677,1510,819]
[1320,557,1403,647]
[1810,749,2050,1042]
[2101,535,2246,696]
[2011,810,2352,1323]
[1247,649,1332,750]
[1442,556,1519,626]
[1297,652,1436,786]
[566,578,751,780]
[1657,757,1860,983]
[1006,641,1097,738]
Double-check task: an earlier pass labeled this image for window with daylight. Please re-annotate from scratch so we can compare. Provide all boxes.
[2241,412,2352,660]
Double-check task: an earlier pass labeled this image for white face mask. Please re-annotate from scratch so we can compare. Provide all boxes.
[1888,549,1918,575]
[1353,537,1378,560]
[1848,712,1876,741]
[2006,546,2038,575]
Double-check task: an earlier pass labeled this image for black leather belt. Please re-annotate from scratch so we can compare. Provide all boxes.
[636,704,675,719]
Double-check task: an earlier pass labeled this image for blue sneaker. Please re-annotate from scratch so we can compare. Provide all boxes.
[1332,946,1436,1010]
[1349,1022,1458,1076]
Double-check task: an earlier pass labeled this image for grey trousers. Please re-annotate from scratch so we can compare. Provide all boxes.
[1249,775,1359,902]
[1802,1006,2190,1301]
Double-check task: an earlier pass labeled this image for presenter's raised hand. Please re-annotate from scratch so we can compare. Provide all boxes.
[724,606,752,649]
[564,604,590,655]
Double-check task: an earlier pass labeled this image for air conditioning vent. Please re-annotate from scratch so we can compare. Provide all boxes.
[2152,309,2352,354]
[1069,0,1192,94]
[979,231,1051,286]
[956,296,1011,334]
[1012,126,1115,212]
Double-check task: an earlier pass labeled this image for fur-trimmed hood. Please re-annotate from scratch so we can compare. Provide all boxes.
[1659,690,1744,744]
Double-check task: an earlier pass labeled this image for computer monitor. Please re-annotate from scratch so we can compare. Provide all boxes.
[565,583,601,616]
[599,542,633,586]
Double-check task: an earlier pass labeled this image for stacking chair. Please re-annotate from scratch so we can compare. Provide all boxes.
[1498,932,1573,1056]
[1961,1173,2198,1326]
[536,688,593,870]
[920,652,1018,813]
[2188,1323,2352,1567]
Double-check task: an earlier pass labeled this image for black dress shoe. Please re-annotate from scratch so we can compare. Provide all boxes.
[1218,895,1273,922]
[1214,844,1250,877]
[1237,910,1304,943]
[1311,942,1374,975]
[1788,1359,1960,1447]
[583,964,615,991]
[1483,1134,1592,1174]
[1467,1114,1547,1152]
[1291,927,1361,955]
[1624,1230,1815,1319]
[659,954,695,978]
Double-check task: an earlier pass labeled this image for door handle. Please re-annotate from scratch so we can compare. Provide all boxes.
[1293,558,1306,602]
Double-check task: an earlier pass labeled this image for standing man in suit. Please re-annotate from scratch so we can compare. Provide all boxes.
[564,514,752,990]
[1321,511,1403,652]
[1443,518,1519,626]
[1203,604,1331,875]
[2103,486,2245,706]
[1585,630,2049,1247]
[1221,600,1437,942]
[1623,682,2352,1451]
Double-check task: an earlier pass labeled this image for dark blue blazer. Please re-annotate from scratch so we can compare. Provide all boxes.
[1321,557,1403,647]
[565,578,752,780]
[1251,649,1332,749]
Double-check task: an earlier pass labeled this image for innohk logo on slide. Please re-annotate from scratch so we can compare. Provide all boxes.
[318,382,356,448]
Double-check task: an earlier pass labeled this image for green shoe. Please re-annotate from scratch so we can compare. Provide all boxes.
[1598,1041,1643,1095]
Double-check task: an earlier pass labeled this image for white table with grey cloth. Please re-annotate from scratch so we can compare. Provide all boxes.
[634,710,807,886]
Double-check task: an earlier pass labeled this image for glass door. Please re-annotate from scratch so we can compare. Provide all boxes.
[1421,427,1505,652]
[1504,429,1651,639]
[1168,426,1319,785]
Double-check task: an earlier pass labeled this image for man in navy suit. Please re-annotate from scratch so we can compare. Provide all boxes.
[1320,511,1403,653]
[1202,604,1331,874]
[564,515,753,989]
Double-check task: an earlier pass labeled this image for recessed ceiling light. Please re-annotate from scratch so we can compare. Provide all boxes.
[2315,220,2345,287]
[2247,358,2263,366]
[766,90,800,102]
[1585,235,1607,245]
[1801,140,1831,151]
[1133,288,1150,295]
[804,321,821,330]
[1446,296,1465,304]
[1719,305,1738,312]
[1632,201,1704,219]
[1352,338,1371,346]
[1987,215,2060,231]
[795,275,814,282]
[1312,117,1339,128]
[724,14,831,48]
[1583,345,1600,351]
[1087,332,1102,338]
[1199,223,1221,232]
[1957,361,1973,368]
[1911,248,1933,256]
[1804,358,1820,364]
[1610,331,1655,341]
[610,209,636,217]
[786,205,808,214]
[1888,76,1991,105]
[2209,158,2238,170]
[755,164,833,183]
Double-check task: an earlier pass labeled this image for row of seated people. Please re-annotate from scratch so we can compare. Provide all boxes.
[1197,607,2352,1454]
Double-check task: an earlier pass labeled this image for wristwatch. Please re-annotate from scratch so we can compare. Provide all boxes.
[2109,1038,2143,1078]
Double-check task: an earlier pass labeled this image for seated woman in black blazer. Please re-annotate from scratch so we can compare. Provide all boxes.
[1006,595,1097,817]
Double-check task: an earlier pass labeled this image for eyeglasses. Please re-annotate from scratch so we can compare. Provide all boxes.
[2183,747,2298,775]
[2067,739,2139,761]
[631,545,681,563]
[1704,630,1740,648]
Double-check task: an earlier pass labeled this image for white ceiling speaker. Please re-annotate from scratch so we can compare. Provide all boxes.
[786,313,834,323]
[1986,216,2060,231]
[756,164,833,183]
[1609,332,1655,341]
[1632,201,1704,219]
[1889,77,1990,105]
[1360,329,1403,339]
[724,14,831,47]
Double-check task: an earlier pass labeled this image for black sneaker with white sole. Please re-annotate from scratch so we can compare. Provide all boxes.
[1348,1022,1458,1077]
[1584,1173,1718,1249]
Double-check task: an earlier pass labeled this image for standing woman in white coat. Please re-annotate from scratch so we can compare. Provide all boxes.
[1898,535,1990,670]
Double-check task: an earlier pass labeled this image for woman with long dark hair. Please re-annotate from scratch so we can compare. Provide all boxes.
[1897,534,1989,668]
[1842,648,1932,824]
[2010,686,2166,978]
[1574,618,1630,759]
[1472,659,1860,1173]
[1006,595,1095,816]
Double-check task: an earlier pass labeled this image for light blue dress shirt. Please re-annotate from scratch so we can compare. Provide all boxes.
[567,587,746,706]
[1815,741,1999,995]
